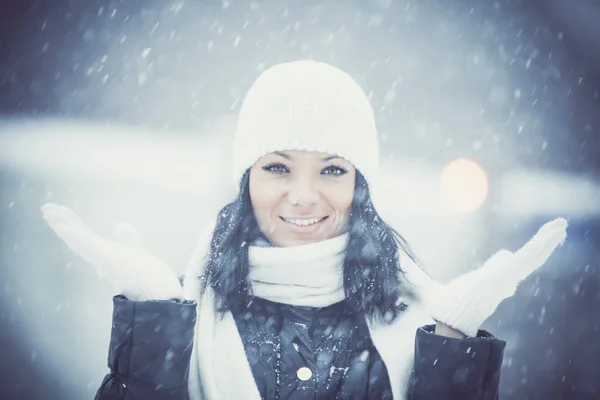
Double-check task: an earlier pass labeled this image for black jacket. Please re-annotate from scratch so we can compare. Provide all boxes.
[95,295,506,400]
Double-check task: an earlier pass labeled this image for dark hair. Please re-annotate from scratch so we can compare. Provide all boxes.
[201,170,418,324]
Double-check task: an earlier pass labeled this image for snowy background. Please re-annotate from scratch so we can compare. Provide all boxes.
[0,0,599,399]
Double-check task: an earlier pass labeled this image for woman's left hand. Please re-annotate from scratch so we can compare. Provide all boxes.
[421,217,568,337]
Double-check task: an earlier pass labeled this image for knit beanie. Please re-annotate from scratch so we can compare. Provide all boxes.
[232,60,380,194]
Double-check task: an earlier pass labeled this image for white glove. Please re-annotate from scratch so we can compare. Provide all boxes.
[421,217,568,337]
[41,203,183,302]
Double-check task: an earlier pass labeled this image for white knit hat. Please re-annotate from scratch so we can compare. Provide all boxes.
[232,60,380,194]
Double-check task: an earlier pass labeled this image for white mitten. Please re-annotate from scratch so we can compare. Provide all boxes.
[421,218,568,337]
[41,203,183,302]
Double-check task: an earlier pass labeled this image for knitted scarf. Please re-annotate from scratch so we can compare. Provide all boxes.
[182,229,434,400]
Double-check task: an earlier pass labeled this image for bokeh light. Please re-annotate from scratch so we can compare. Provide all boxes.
[440,158,489,214]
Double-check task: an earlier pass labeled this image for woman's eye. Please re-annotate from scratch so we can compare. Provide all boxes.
[322,165,348,176]
[262,163,289,174]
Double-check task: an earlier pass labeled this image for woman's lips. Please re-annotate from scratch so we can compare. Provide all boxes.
[279,216,329,233]
[280,216,328,226]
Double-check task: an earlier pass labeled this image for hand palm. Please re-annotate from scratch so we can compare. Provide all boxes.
[423,218,568,337]
[41,203,182,301]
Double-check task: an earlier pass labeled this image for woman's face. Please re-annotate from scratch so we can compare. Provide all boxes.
[249,150,356,247]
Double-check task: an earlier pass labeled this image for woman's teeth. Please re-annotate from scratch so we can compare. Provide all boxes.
[282,217,325,226]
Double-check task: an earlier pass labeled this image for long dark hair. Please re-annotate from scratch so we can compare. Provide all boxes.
[201,170,418,324]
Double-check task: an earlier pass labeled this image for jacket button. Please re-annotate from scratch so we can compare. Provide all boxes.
[296,367,312,381]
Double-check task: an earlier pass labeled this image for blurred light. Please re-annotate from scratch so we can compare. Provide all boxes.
[439,158,489,214]
[0,118,234,196]
[499,169,600,218]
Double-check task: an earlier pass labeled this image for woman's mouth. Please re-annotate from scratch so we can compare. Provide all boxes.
[280,216,328,227]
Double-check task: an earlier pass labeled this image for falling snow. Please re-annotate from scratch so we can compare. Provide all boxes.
[0,0,598,399]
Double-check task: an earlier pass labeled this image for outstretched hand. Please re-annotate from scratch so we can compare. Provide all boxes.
[423,218,568,337]
[41,203,183,301]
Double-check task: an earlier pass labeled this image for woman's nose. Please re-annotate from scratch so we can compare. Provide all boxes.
[287,177,320,206]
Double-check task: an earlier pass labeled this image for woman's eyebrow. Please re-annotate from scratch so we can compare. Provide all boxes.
[272,152,340,162]
[273,151,291,159]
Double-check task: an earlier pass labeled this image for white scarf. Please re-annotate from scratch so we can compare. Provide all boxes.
[183,228,434,400]
[248,233,347,306]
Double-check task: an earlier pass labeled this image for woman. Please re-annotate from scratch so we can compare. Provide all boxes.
[41,60,567,399]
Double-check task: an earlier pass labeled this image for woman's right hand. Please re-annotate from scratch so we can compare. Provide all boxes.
[41,203,184,301]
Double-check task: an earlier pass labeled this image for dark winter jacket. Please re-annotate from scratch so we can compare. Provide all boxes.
[95,295,506,400]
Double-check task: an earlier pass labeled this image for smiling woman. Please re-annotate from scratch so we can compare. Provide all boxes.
[250,150,356,247]
[41,60,567,400]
